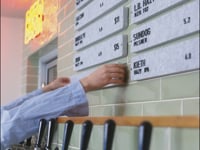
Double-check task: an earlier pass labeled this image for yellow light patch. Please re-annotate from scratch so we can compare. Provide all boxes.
[24,0,58,45]
[24,0,44,44]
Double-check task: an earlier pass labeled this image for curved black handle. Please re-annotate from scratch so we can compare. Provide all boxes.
[103,119,116,150]
[35,119,46,148]
[45,118,56,150]
[80,120,93,150]
[62,120,74,150]
[26,137,32,147]
[138,121,153,150]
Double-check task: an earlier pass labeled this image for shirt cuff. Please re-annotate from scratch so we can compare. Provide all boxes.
[62,80,89,116]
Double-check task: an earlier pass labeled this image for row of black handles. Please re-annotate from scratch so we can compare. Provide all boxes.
[35,118,56,150]
[35,119,152,150]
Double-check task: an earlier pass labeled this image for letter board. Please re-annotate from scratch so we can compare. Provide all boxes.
[74,7,129,51]
[74,35,128,71]
[75,0,127,30]
[131,0,199,53]
[130,37,199,80]
[131,0,187,24]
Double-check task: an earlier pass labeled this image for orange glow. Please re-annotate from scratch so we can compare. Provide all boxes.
[24,0,58,45]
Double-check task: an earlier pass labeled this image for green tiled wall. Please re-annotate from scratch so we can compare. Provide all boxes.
[21,0,199,149]
[54,0,199,149]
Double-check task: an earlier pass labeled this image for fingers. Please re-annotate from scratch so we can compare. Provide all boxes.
[103,64,127,84]
[109,72,125,79]
[80,63,127,92]
[106,73,126,85]
[103,64,126,74]
[109,78,125,85]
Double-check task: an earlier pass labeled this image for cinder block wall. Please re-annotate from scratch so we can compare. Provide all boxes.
[22,0,199,149]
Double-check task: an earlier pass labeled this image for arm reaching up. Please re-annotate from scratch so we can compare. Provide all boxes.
[42,77,70,92]
[80,64,127,92]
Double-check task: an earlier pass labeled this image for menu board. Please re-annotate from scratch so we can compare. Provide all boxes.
[75,0,127,30]
[130,37,199,80]
[74,7,128,51]
[131,0,199,52]
[74,35,128,71]
[131,0,187,23]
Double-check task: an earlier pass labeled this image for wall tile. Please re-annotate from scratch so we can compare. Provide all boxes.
[64,0,75,17]
[143,101,181,116]
[113,103,142,116]
[57,53,74,70]
[87,91,101,106]
[101,86,127,105]
[150,128,170,150]
[59,0,70,8]
[161,71,199,99]
[113,126,138,150]
[57,123,65,144]
[60,12,75,32]
[125,79,161,102]
[68,146,79,150]
[170,128,199,150]
[58,26,74,46]
[58,9,65,23]
[88,125,103,150]
[26,85,38,93]
[89,106,113,116]
[183,99,200,115]
[68,124,81,147]
[57,67,75,77]
[26,75,38,85]
[23,66,38,76]
[58,40,73,58]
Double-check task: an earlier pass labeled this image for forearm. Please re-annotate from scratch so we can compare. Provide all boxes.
[1,89,43,110]
[1,80,88,148]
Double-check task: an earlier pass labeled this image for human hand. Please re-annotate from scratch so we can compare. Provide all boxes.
[42,77,70,92]
[80,64,127,92]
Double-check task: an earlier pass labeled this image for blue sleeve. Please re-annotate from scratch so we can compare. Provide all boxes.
[1,80,88,149]
[1,89,43,110]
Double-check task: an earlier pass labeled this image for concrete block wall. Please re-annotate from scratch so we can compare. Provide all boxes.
[21,0,199,149]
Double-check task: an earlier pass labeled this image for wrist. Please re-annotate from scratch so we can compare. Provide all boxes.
[42,85,52,92]
[80,77,90,92]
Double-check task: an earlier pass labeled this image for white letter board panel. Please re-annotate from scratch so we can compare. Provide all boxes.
[74,35,128,71]
[131,0,187,24]
[74,7,128,51]
[76,0,92,10]
[130,37,200,81]
[131,0,199,53]
[75,0,127,30]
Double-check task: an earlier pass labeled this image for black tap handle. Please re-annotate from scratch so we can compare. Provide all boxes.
[62,120,74,150]
[35,119,46,148]
[80,120,93,150]
[138,121,153,150]
[45,118,56,150]
[103,119,116,150]
[26,137,32,147]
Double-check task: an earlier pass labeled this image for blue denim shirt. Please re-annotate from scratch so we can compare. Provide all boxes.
[1,80,88,149]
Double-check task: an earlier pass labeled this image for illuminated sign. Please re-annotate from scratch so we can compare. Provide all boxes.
[24,0,58,45]
[24,0,44,44]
